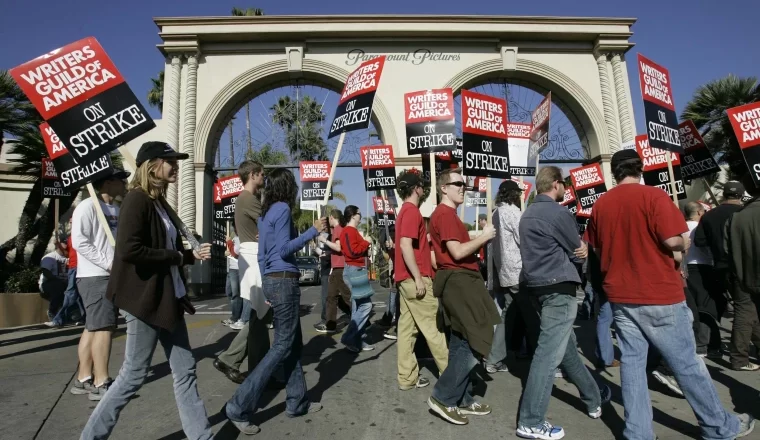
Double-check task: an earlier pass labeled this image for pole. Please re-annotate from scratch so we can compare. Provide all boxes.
[486,179,493,226]
[226,220,230,239]
[519,176,525,211]
[475,205,480,231]
[703,178,719,206]
[322,132,345,207]
[86,183,115,246]
[54,199,60,242]
[428,154,437,206]
[666,153,679,205]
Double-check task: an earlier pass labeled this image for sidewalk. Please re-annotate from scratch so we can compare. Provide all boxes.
[0,283,758,439]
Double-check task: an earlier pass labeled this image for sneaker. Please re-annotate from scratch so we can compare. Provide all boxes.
[221,318,234,326]
[344,345,361,353]
[88,378,114,401]
[735,363,760,371]
[383,327,398,340]
[74,321,85,326]
[229,321,245,330]
[267,323,274,329]
[705,350,723,360]
[427,396,468,425]
[651,367,684,397]
[459,401,491,416]
[399,376,430,390]
[287,402,323,418]
[516,421,565,439]
[361,342,375,351]
[70,377,95,395]
[44,321,62,328]
[315,323,336,334]
[588,384,612,418]
[736,413,755,438]
[229,419,260,435]
[554,369,565,378]
[485,361,508,373]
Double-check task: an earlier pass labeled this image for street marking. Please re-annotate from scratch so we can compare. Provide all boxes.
[195,311,232,315]
[209,304,227,310]
[194,304,208,309]
[113,319,219,340]
[372,302,387,308]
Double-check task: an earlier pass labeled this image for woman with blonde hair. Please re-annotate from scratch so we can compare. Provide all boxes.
[81,141,213,440]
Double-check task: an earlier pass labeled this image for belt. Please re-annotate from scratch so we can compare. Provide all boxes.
[267,271,300,279]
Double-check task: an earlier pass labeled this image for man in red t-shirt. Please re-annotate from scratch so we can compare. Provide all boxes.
[316,209,352,333]
[394,172,449,391]
[426,168,499,426]
[585,149,753,439]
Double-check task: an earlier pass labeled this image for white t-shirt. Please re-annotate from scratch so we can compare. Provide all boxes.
[686,220,713,266]
[72,197,119,278]
[227,237,240,271]
[154,202,187,299]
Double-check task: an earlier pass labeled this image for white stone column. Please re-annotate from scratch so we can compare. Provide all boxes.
[179,51,199,230]
[165,54,182,210]
[611,53,634,145]
[596,53,620,153]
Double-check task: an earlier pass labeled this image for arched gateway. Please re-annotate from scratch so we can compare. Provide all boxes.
[123,14,637,293]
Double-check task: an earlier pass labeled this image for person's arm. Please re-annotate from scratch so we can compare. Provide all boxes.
[322,238,341,252]
[40,257,56,280]
[274,205,319,259]
[444,225,494,261]
[72,200,114,272]
[117,193,182,266]
[344,228,371,256]
[652,195,689,252]
[551,211,584,264]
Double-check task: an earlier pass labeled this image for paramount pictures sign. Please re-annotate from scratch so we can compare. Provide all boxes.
[345,49,461,66]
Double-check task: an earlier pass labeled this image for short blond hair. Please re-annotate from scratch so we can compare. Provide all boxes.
[128,158,167,199]
[437,167,463,198]
[535,166,563,194]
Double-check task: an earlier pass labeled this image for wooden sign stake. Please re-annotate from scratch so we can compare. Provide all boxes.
[666,153,679,205]
[519,176,525,211]
[54,199,60,242]
[486,179,493,226]
[86,183,115,246]
[703,178,719,206]
[322,132,346,208]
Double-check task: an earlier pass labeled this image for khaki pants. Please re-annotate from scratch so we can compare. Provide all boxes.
[397,277,449,388]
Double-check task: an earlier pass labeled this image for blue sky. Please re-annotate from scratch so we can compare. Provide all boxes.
[3,0,759,224]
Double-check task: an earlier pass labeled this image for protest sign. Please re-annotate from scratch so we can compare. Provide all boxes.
[11,37,155,165]
[328,57,386,139]
[527,92,551,166]
[678,120,720,179]
[300,161,333,201]
[41,158,73,199]
[422,150,458,183]
[637,54,682,154]
[213,175,243,220]
[40,122,113,190]
[726,101,760,187]
[465,177,488,207]
[461,89,509,179]
[360,145,396,190]
[372,196,396,228]
[570,163,607,217]
[452,138,463,162]
[635,134,686,200]
[507,122,534,176]
[404,88,456,154]
[560,186,578,216]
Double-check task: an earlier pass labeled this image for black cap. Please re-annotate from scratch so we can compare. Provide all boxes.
[498,179,521,192]
[723,180,745,198]
[610,149,641,169]
[397,171,426,189]
[94,167,130,185]
[136,141,189,167]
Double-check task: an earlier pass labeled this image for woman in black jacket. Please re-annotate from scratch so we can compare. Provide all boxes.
[81,142,213,440]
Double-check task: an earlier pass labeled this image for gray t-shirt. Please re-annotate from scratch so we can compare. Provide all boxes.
[235,189,262,243]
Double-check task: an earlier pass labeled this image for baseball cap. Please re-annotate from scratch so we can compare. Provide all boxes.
[397,171,426,189]
[136,141,189,167]
[498,179,521,192]
[610,149,641,169]
[723,181,745,198]
[93,167,131,185]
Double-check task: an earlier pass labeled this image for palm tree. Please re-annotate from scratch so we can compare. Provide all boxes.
[681,75,760,180]
[244,143,288,165]
[228,116,236,166]
[0,69,41,156]
[147,71,164,114]
[270,95,328,161]
[231,7,264,155]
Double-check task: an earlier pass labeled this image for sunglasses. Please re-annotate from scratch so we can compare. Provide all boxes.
[445,181,466,188]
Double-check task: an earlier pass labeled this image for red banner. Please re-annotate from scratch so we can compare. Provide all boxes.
[299,161,331,181]
[360,145,395,169]
[635,134,681,171]
[461,89,508,139]
[9,37,124,120]
[404,89,454,124]
[637,54,675,112]
[727,101,760,150]
[338,57,385,105]
[214,175,243,203]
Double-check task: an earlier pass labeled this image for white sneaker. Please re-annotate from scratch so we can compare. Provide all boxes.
[229,321,245,330]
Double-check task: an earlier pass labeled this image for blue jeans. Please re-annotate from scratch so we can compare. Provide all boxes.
[486,285,514,365]
[519,292,602,428]
[241,299,252,323]
[581,281,595,318]
[387,285,398,323]
[613,301,740,440]
[226,269,242,322]
[341,297,373,348]
[226,276,310,421]
[320,265,330,322]
[53,268,84,325]
[595,290,615,366]
[81,312,211,440]
[431,331,478,407]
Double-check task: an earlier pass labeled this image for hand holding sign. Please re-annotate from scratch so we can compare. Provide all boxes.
[193,243,212,261]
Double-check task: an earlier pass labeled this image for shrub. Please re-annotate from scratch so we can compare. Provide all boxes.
[4,266,41,293]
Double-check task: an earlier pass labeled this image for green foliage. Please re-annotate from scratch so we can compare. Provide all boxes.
[231,7,264,16]
[3,266,41,293]
[270,95,328,161]
[0,69,42,154]
[681,74,760,180]
[147,71,164,113]
[245,143,288,166]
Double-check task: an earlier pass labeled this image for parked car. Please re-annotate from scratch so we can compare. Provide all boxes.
[296,256,320,285]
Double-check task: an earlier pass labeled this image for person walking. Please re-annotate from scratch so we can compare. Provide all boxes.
[427,168,499,426]
[47,231,85,327]
[80,141,213,440]
[338,205,375,352]
[585,149,754,440]
[223,168,325,435]
[394,172,448,390]
[315,209,352,333]
[221,225,243,329]
[516,166,609,440]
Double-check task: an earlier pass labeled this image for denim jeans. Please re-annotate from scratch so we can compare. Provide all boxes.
[241,299,252,323]
[320,265,330,322]
[226,269,242,322]
[613,301,740,440]
[53,268,84,325]
[341,297,373,348]
[580,282,595,318]
[518,292,602,428]
[387,285,399,323]
[431,331,478,407]
[595,290,615,366]
[81,311,211,440]
[486,285,515,365]
[226,275,310,421]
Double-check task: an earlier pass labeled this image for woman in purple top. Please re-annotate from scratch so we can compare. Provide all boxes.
[224,168,327,435]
